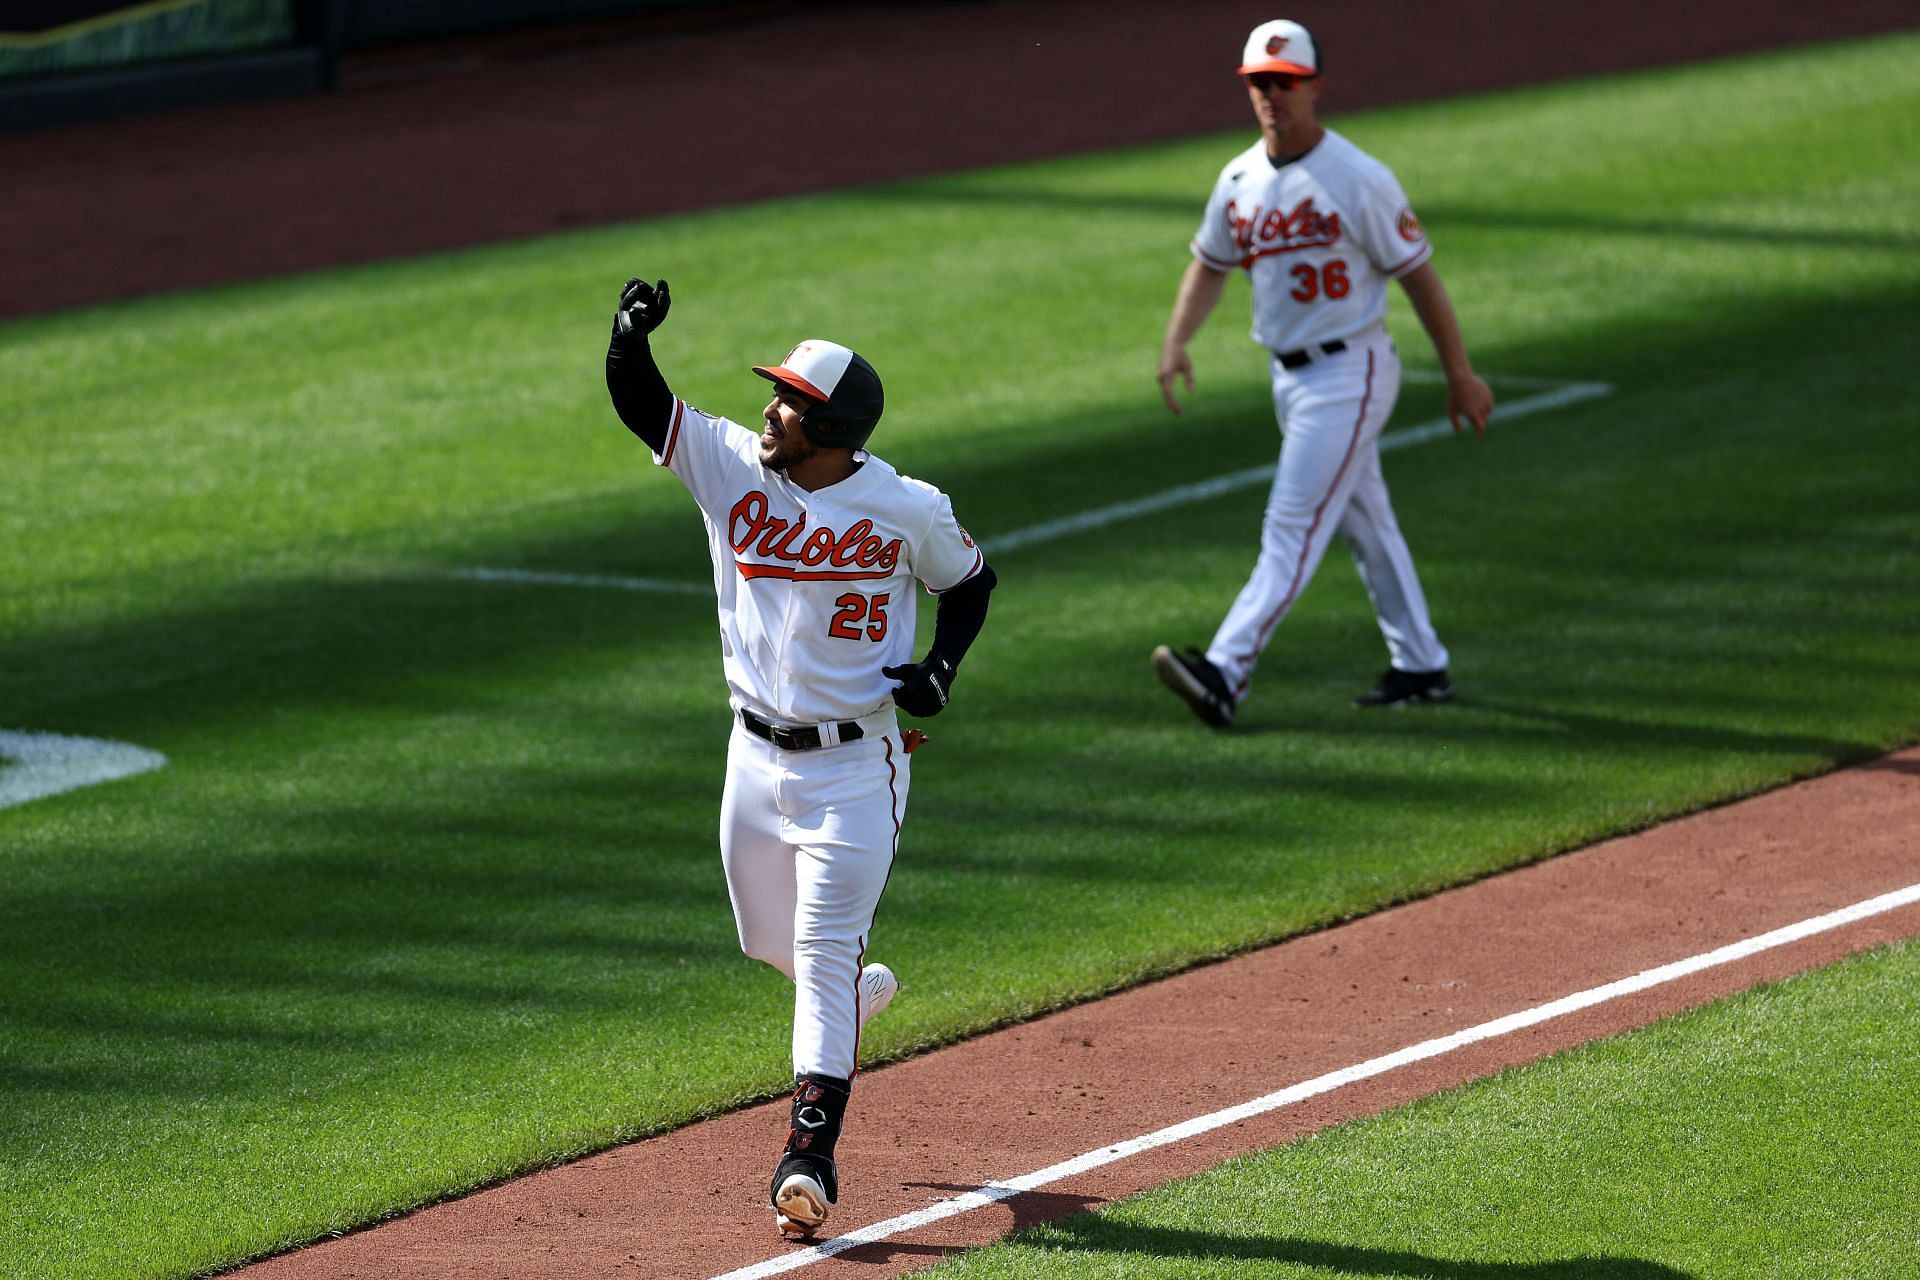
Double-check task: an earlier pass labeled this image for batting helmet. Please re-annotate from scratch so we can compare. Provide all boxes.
[752,340,885,450]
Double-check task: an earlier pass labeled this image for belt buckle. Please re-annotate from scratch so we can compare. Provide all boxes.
[774,723,819,751]
[742,708,843,752]
[742,709,778,746]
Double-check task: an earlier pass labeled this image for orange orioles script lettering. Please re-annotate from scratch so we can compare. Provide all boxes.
[1224,196,1342,260]
[729,490,903,580]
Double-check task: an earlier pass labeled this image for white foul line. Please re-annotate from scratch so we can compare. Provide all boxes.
[0,729,169,811]
[708,880,1920,1280]
[990,379,1612,553]
[450,376,1614,588]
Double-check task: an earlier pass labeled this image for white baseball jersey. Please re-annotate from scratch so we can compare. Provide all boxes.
[1190,128,1431,354]
[654,398,984,725]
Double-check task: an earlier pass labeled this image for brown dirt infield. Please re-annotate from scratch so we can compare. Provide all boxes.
[14,3,1915,1276]
[228,748,1920,1280]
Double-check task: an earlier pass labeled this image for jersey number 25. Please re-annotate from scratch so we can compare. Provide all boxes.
[829,592,890,642]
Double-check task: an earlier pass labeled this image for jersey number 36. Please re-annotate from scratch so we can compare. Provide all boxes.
[1290,259,1351,303]
[829,592,891,642]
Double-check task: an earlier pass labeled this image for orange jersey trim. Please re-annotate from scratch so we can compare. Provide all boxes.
[735,561,894,582]
[1192,240,1240,272]
[660,398,686,468]
[1386,243,1433,278]
[929,547,985,594]
[1238,235,1341,268]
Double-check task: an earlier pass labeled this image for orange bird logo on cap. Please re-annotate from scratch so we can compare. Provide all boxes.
[1266,35,1289,55]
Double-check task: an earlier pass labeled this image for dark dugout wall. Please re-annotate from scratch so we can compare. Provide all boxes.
[0,0,733,130]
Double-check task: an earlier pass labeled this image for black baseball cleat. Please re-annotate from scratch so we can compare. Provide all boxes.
[1353,666,1454,708]
[771,1073,849,1237]
[1152,645,1236,727]
[771,1150,837,1237]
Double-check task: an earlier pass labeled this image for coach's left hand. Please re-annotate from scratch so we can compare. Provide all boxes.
[1447,371,1494,436]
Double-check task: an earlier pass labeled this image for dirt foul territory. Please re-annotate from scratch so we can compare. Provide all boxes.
[230,750,1920,1280]
[12,1,1914,1276]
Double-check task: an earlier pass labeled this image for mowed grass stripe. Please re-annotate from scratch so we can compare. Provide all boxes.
[0,33,1916,1280]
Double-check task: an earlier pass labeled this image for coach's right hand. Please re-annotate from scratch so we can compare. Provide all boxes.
[614,277,671,339]
[1156,342,1194,416]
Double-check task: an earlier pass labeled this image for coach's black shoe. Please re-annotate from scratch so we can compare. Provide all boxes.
[1353,666,1454,708]
[1153,645,1236,727]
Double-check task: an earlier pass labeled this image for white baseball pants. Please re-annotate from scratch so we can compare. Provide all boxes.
[720,717,908,1080]
[1206,328,1449,700]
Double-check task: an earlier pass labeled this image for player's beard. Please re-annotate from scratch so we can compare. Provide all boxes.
[761,427,817,473]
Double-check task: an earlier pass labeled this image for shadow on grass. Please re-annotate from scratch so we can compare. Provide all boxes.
[1384,697,1885,767]
[3,284,1912,756]
[1010,1214,1695,1278]
[866,177,1920,257]
[836,1186,1110,1266]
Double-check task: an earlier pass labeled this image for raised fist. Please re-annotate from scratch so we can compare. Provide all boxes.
[614,277,671,339]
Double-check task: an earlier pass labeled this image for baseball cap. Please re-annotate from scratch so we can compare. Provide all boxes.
[752,339,857,404]
[1237,19,1318,78]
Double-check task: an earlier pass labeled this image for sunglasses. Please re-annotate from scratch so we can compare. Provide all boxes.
[1246,72,1313,92]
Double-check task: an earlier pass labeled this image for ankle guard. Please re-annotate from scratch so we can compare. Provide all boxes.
[772,1073,850,1205]
[782,1072,850,1161]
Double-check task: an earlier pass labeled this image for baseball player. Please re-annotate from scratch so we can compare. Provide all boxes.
[604,278,996,1237]
[1152,19,1494,725]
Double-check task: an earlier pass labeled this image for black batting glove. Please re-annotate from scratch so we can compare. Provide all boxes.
[613,277,670,341]
[882,655,956,718]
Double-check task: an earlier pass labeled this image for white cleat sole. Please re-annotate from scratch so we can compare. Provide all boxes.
[774,1172,830,1237]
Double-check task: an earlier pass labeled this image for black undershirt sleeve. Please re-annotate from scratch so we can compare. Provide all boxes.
[605,331,674,455]
[928,564,997,669]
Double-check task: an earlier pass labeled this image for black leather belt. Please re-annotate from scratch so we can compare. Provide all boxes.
[1275,339,1347,370]
[739,707,864,751]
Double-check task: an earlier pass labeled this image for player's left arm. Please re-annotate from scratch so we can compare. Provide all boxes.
[883,565,996,719]
[1396,263,1494,436]
[605,277,675,452]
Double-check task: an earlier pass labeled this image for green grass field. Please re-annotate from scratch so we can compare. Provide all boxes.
[2,32,1917,1280]
[925,939,1920,1280]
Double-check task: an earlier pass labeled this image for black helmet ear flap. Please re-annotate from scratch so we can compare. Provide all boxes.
[798,351,884,450]
[753,343,884,451]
